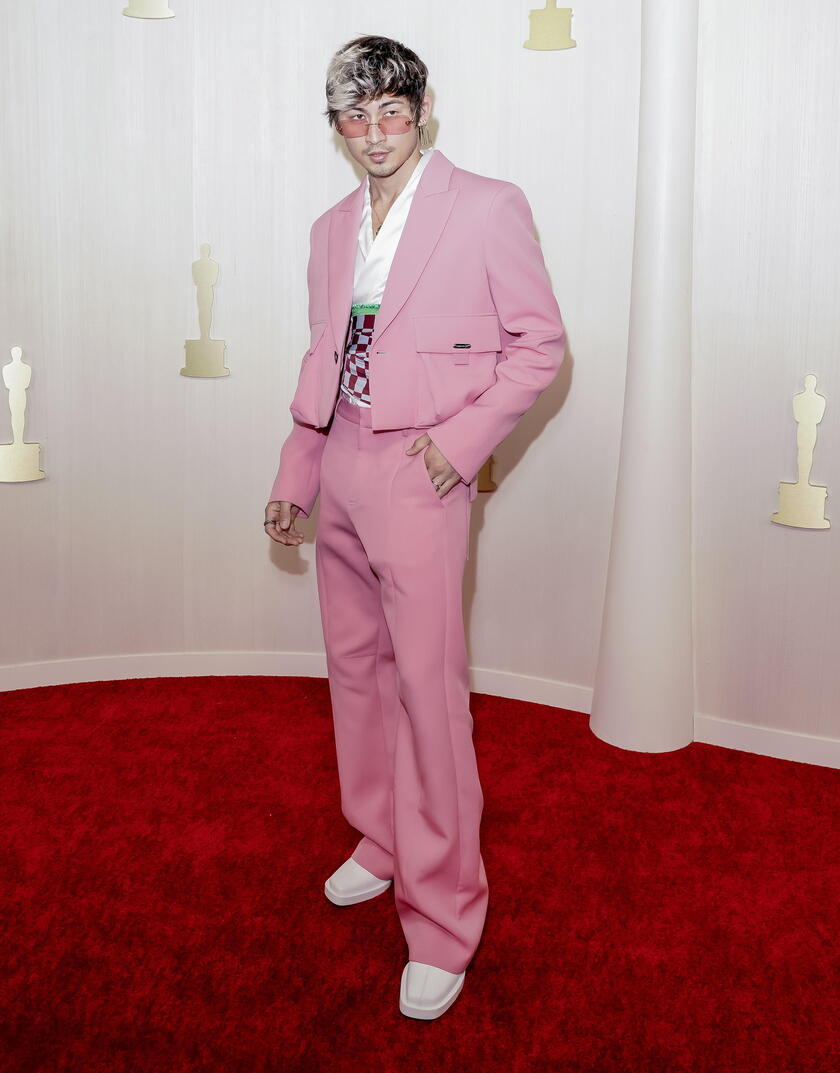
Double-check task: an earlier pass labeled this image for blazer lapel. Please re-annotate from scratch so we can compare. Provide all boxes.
[326,149,458,355]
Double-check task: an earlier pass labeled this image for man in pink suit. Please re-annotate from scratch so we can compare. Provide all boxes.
[264,35,566,1019]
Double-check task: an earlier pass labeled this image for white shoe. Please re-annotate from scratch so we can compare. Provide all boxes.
[399,961,466,1019]
[324,857,392,906]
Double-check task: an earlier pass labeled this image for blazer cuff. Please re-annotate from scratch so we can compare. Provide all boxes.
[426,416,490,488]
[269,416,328,519]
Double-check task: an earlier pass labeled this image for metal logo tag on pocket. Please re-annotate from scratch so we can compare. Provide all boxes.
[453,343,471,348]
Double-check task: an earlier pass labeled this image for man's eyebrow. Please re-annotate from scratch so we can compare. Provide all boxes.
[343,99,405,113]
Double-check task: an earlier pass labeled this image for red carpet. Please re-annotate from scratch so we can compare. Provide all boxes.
[1,675,837,1072]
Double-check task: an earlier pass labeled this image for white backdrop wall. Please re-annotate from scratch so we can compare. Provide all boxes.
[692,0,840,749]
[1,2,837,760]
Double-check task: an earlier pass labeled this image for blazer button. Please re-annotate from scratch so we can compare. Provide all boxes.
[334,351,339,362]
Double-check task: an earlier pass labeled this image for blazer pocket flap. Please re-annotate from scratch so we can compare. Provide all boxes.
[413,314,502,354]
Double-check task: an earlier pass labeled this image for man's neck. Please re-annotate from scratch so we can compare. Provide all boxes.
[368,148,424,206]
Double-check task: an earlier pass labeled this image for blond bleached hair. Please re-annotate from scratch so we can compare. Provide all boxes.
[324,35,428,130]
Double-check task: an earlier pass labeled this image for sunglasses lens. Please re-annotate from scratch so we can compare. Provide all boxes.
[379,115,413,134]
[338,115,413,137]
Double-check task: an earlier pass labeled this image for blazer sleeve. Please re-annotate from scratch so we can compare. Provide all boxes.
[267,222,329,519]
[427,181,566,486]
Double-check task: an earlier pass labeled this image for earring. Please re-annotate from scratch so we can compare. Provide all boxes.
[419,122,430,148]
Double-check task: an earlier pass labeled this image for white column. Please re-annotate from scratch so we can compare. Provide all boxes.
[590,0,699,751]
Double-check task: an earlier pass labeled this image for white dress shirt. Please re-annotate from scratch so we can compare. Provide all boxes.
[353,147,436,305]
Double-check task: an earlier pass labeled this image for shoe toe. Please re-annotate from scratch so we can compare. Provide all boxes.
[400,961,466,1018]
[324,857,392,904]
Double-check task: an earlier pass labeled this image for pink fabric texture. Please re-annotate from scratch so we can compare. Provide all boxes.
[316,397,486,973]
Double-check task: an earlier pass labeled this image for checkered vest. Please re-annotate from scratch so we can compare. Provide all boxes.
[338,302,380,407]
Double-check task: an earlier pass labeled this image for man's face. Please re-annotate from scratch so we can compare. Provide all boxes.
[338,94,429,177]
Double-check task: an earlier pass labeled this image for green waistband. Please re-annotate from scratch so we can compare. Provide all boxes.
[351,302,381,316]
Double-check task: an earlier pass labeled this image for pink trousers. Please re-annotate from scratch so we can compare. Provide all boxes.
[315,394,489,974]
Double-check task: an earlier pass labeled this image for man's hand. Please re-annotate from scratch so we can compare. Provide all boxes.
[265,500,305,545]
[405,435,462,498]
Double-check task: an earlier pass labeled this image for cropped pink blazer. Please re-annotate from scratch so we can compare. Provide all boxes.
[269,148,566,516]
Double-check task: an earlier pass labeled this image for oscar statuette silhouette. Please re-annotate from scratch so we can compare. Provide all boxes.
[181,243,229,378]
[771,374,830,529]
[0,346,46,483]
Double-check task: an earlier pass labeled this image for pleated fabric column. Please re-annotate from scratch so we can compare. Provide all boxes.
[590,0,699,751]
